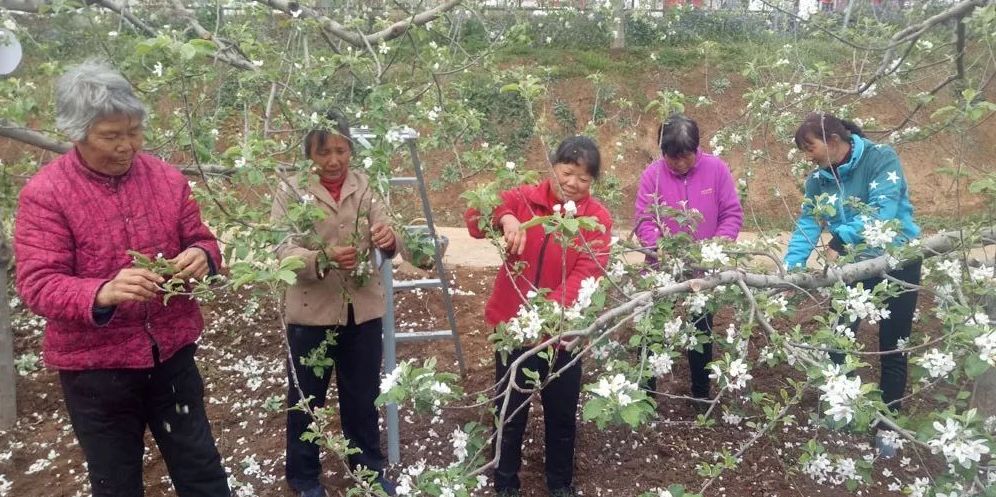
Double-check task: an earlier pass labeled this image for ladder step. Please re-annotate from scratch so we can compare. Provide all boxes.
[396,330,456,342]
[393,278,443,290]
[390,177,417,186]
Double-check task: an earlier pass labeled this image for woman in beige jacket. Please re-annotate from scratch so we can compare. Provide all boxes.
[270,111,398,497]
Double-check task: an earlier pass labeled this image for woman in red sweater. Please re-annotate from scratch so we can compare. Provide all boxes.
[465,136,612,497]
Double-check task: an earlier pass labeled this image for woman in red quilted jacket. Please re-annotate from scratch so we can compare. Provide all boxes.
[13,60,229,497]
[464,136,612,497]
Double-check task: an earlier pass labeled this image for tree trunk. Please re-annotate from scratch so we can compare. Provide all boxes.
[0,233,15,430]
[610,0,626,49]
[971,293,996,418]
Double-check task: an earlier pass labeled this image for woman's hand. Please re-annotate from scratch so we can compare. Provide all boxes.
[95,268,165,306]
[170,247,210,280]
[326,246,358,271]
[370,223,396,251]
[500,214,526,256]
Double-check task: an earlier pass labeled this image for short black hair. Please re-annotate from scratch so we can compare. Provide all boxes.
[794,112,865,149]
[303,108,352,158]
[550,135,601,179]
[657,114,699,158]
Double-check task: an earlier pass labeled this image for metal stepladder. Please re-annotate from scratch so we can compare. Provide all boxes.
[370,129,466,465]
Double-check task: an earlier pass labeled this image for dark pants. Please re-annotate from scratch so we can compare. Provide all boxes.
[830,260,922,411]
[687,313,714,399]
[644,313,712,398]
[493,348,582,494]
[59,344,229,497]
[285,310,385,493]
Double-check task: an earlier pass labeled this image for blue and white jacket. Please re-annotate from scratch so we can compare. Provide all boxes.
[784,135,920,269]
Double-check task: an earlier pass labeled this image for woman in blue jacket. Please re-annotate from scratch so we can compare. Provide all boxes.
[784,113,921,455]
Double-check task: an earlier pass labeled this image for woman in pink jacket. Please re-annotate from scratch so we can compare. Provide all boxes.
[14,60,229,497]
[633,114,743,406]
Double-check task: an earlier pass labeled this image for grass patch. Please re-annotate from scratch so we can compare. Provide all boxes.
[494,46,697,79]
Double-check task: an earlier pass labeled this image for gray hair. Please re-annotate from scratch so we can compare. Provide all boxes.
[55,59,146,141]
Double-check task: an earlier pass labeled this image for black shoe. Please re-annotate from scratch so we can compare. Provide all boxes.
[690,396,712,416]
[550,487,578,497]
[375,474,398,496]
[299,486,328,497]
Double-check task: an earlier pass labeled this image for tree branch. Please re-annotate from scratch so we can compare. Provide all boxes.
[255,0,462,48]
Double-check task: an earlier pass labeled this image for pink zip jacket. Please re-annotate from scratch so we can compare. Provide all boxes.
[633,150,743,258]
[14,149,221,370]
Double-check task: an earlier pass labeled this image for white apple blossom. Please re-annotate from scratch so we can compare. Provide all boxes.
[427,106,440,122]
[908,477,930,497]
[380,364,405,394]
[506,305,543,343]
[299,194,315,204]
[838,285,890,324]
[802,452,833,483]
[233,157,247,169]
[450,427,468,463]
[152,61,164,78]
[362,157,374,169]
[935,258,962,281]
[563,200,577,216]
[928,418,991,469]
[700,242,730,265]
[648,352,673,376]
[505,161,516,171]
[663,316,683,341]
[591,373,639,406]
[920,348,956,379]
[709,358,752,390]
[878,430,905,451]
[862,219,898,248]
[819,365,862,424]
[722,412,743,426]
[430,381,452,395]
[975,330,996,366]
[684,292,710,315]
[969,265,994,283]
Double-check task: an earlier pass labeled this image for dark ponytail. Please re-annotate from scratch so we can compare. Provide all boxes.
[794,112,864,148]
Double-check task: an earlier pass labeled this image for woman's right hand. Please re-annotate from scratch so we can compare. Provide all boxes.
[95,267,165,306]
[326,246,358,271]
[500,214,526,256]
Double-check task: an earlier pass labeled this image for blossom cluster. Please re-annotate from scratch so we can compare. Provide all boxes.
[927,417,992,469]
[837,284,891,324]
[708,357,752,391]
[861,219,898,248]
[818,365,862,424]
[590,373,640,407]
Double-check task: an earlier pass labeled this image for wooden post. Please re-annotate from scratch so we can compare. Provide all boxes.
[0,233,15,430]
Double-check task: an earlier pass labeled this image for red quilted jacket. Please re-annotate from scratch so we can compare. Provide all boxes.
[14,149,222,370]
[464,179,613,328]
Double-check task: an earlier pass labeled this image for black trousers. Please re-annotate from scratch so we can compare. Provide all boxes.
[687,313,714,399]
[493,348,582,493]
[59,344,229,497]
[830,260,922,410]
[645,313,712,398]
[285,310,385,492]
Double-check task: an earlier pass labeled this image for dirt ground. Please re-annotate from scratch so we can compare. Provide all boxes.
[1,263,954,497]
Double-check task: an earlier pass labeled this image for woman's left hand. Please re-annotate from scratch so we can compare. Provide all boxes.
[371,223,396,251]
[170,247,210,280]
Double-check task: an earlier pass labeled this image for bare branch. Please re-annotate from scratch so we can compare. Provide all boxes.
[168,0,259,71]
[255,0,462,48]
[1,120,231,176]
[0,0,156,36]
